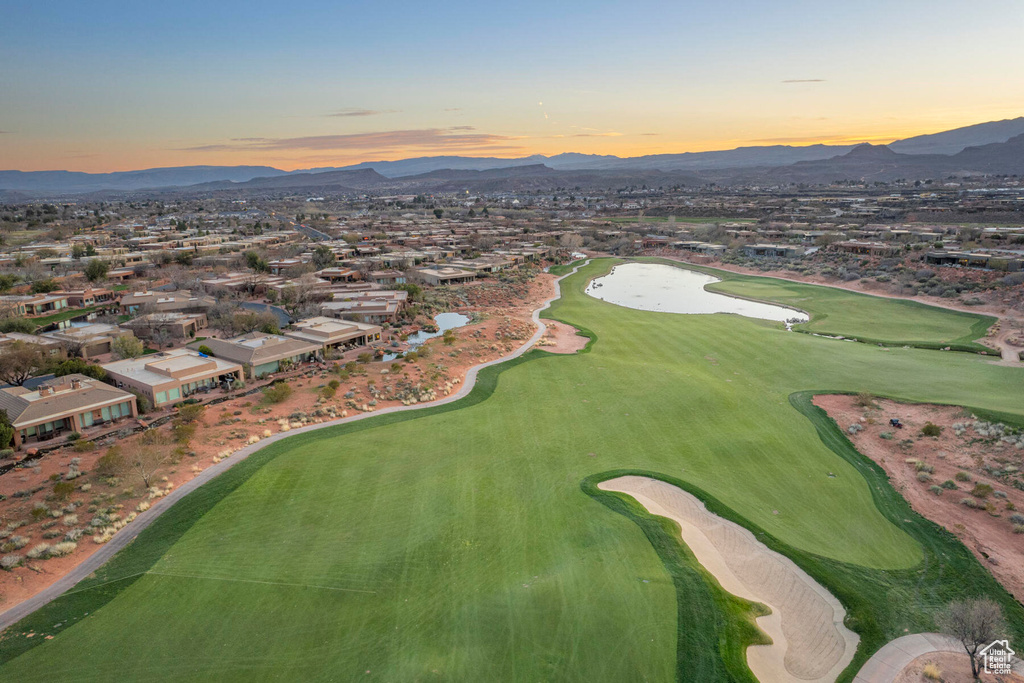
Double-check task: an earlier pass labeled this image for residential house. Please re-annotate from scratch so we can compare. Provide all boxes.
[102,349,244,408]
[187,332,321,378]
[284,316,382,351]
[0,374,138,450]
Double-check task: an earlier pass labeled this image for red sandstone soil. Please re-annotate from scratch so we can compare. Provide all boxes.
[815,395,1024,602]
[894,651,1024,683]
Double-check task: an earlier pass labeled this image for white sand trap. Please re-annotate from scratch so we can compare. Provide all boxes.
[599,475,859,683]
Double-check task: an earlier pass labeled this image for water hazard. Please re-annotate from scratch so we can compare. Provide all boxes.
[382,312,471,361]
[585,263,807,324]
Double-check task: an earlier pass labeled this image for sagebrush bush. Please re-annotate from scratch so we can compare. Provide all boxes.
[971,483,994,498]
[917,472,933,483]
[47,541,77,557]
[1014,525,1024,535]
[940,480,958,490]
[1009,513,1024,525]
[955,471,972,482]
[961,497,985,510]
[0,555,22,570]
[26,543,51,560]
[921,422,942,437]
[922,663,942,681]
[65,528,85,542]
[847,423,863,434]
[928,485,943,496]
[63,514,78,526]
[915,462,934,474]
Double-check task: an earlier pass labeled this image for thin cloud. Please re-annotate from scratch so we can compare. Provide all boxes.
[781,79,826,84]
[179,128,524,153]
[0,130,10,135]
[326,108,399,118]
[444,107,462,111]
[640,132,659,136]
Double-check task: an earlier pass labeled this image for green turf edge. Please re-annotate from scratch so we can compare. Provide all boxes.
[581,474,770,683]
[635,257,997,354]
[581,392,1024,683]
[0,350,544,664]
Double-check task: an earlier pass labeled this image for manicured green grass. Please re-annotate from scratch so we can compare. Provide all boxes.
[29,306,97,329]
[660,259,996,352]
[2,258,1022,682]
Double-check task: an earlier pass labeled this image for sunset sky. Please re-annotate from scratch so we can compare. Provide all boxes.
[2,0,1023,172]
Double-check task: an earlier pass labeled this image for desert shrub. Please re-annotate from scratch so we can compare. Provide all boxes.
[1009,513,1024,525]
[917,472,933,483]
[940,480,958,490]
[922,663,942,681]
[0,554,22,570]
[955,471,972,482]
[65,528,85,542]
[172,421,197,444]
[52,481,75,501]
[261,382,293,404]
[391,363,402,373]
[176,403,206,424]
[879,431,894,440]
[971,483,993,498]
[928,485,943,496]
[196,345,214,355]
[443,329,456,345]
[961,497,985,510]
[47,541,77,557]
[404,351,419,363]
[0,449,13,459]
[96,447,127,477]
[1014,525,1024,534]
[921,422,942,437]
[357,352,372,364]
[65,432,82,442]
[328,379,340,390]
[63,514,78,526]
[73,439,95,452]
[854,392,877,408]
[847,423,864,434]
[26,543,51,559]
[5,536,28,550]
[30,504,49,520]
[915,462,935,474]
[320,385,336,399]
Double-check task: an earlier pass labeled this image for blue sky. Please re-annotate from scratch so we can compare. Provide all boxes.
[2,0,1022,171]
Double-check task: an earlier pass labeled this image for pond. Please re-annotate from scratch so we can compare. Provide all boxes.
[585,263,808,324]
[382,312,471,361]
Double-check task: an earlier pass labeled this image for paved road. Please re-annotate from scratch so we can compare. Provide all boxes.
[0,260,589,633]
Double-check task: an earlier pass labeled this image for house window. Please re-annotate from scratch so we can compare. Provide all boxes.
[168,387,181,401]
[82,411,94,427]
[155,391,167,404]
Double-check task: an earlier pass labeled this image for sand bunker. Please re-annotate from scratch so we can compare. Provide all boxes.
[599,475,858,682]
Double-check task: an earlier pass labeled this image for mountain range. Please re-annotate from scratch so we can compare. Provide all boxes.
[2,117,1023,198]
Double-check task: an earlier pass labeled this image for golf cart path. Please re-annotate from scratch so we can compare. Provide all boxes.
[0,261,591,633]
[658,254,1021,363]
[853,632,1024,681]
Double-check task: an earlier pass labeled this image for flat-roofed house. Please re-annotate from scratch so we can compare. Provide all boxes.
[120,290,216,315]
[102,349,243,408]
[411,266,476,286]
[187,332,321,378]
[64,287,117,308]
[0,293,70,317]
[0,374,138,450]
[39,323,136,360]
[284,316,382,351]
[121,312,208,341]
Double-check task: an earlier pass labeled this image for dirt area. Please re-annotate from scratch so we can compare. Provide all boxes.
[814,395,1024,601]
[0,269,580,612]
[599,475,858,683]
[894,651,1024,683]
[536,320,589,354]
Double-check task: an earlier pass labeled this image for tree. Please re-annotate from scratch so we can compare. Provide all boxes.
[53,358,106,380]
[128,443,172,489]
[433,208,444,219]
[0,274,19,293]
[71,244,85,259]
[245,251,269,273]
[0,411,14,450]
[112,335,144,360]
[0,342,46,386]
[84,258,109,282]
[937,599,1005,679]
[312,245,335,270]
[0,316,35,334]
[30,278,59,294]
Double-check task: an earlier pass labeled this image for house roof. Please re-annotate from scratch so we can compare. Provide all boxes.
[0,374,136,427]
[187,333,320,366]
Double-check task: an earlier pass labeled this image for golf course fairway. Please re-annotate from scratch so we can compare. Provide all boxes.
[1,257,1021,683]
